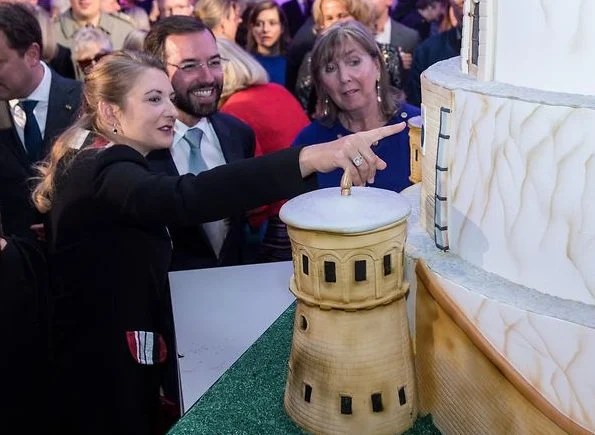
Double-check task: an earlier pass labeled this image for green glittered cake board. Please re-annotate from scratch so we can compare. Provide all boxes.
[169,303,440,435]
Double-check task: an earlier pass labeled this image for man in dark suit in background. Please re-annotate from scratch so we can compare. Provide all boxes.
[0,3,81,239]
[282,0,312,37]
[145,16,256,272]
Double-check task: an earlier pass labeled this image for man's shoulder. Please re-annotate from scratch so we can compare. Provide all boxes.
[211,112,253,135]
[102,11,137,30]
[50,69,82,92]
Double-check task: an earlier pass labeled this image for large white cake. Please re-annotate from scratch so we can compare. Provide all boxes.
[405,0,595,433]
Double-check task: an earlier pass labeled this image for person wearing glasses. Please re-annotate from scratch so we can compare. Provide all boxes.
[144,16,257,275]
[72,26,113,79]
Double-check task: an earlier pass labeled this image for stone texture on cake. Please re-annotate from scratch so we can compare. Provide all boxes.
[420,57,595,305]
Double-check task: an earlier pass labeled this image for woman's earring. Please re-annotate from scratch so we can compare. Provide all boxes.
[323,97,329,117]
[112,124,118,134]
[376,79,382,103]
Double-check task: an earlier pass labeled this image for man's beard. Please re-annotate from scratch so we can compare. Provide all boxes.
[175,83,223,118]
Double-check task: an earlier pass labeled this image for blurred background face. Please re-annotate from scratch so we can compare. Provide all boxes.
[319,38,379,116]
[251,7,282,53]
[425,1,445,21]
[159,0,193,17]
[219,1,242,40]
[320,0,351,31]
[75,42,111,75]
[70,0,101,20]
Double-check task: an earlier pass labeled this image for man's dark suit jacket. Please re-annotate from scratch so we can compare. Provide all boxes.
[0,70,81,238]
[147,112,256,271]
[282,0,311,37]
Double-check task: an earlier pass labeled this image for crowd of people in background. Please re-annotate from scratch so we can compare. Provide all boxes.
[0,0,464,432]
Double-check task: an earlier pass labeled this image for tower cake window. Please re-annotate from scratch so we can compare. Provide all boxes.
[354,260,367,281]
[299,315,308,331]
[340,395,352,414]
[383,254,392,276]
[304,384,312,403]
[398,386,407,406]
[471,1,480,65]
[324,261,336,282]
[371,393,383,412]
[302,255,309,275]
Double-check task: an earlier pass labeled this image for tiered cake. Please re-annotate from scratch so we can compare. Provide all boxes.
[405,0,595,433]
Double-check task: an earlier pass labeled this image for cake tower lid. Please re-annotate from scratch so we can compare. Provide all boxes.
[280,182,411,234]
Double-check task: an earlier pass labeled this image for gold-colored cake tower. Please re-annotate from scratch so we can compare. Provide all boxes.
[280,178,416,434]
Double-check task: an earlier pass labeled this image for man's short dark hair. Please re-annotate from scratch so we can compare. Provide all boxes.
[0,3,42,56]
[144,16,215,65]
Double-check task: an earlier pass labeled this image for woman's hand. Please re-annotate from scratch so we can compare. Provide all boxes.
[298,122,406,185]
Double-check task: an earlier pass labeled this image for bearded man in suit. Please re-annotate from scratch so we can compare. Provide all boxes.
[0,3,81,239]
[145,16,256,272]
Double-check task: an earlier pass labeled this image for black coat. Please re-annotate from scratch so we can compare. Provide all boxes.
[0,71,81,238]
[147,113,256,271]
[48,144,315,434]
[0,235,49,432]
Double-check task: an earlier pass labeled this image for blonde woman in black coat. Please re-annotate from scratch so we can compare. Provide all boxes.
[32,50,403,434]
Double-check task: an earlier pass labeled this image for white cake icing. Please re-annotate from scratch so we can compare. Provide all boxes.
[460,0,595,96]
[421,55,595,305]
[415,1,595,429]
[280,186,410,233]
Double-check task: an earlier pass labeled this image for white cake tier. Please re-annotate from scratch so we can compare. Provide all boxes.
[402,184,595,433]
[420,57,595,305]
[461,0,595,96]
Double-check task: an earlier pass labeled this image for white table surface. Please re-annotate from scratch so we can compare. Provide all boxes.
[169,261,296,413]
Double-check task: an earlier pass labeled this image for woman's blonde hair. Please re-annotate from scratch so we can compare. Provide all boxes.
[32,50,166,213]
[32,6,57,61]
[310,20,403,125]
[311,0,375,33]
[216,37,268,104]
[195,0,237,31]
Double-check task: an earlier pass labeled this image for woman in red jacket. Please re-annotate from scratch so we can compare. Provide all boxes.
[217,37,310,261]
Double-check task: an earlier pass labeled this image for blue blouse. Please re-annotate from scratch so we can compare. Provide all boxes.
[254,54,287,86]
[291,103,421,193]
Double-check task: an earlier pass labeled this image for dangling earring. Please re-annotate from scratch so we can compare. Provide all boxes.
[323,97,329,117]
[112,124,118,134]
[376,79,382,103]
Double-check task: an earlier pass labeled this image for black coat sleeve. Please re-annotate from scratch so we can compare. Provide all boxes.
[93,145,316,226]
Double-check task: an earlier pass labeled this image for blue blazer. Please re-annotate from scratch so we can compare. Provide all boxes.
[147,112,256,271]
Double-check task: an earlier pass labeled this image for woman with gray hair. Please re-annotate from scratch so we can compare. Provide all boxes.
[71,26,113,79]
[292,20,418,193]
[217,37,309,261]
